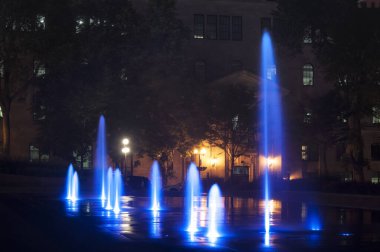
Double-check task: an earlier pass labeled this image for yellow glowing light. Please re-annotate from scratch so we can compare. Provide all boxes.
[211,158,217,166]
[200,148,207,155]
[193,148,199,154]
[122,138,130,145]
[267,157,275,167]
[121,147,130,154]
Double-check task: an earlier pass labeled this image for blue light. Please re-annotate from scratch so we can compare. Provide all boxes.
[150,161,162,211]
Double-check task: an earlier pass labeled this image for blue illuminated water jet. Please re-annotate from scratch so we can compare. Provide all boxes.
[106,167,113,210]
[150,161,162,211]
[66,164,79,201]
[71,171,79,202]
[113,169,122,214]
[185,163,202,234]
[260,31,283,246]
[207,184,223,243]
[95,115,107,200]
[66,164,74,200]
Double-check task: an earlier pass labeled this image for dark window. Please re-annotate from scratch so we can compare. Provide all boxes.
[304,111,312,124]
[194,61,206,82]
[261,17,272,34]
[206,15,217,40]
[233,166,249,175]
[231,16,242,40]
[303,26,312,44]
[218,15,230,40]
[194,14,205,39]
[231,60,242,72]
[371,144,380,160]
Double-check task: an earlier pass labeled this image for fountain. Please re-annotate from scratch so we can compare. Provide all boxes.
[66,164,79,201]
[113,169,122,214]
[260,31,283,246]
[150,161,162,211]
[106,167,113,210]
[66,164,74,200]
[207,184,223,243]
[95,115,107,201]
[185,163,202,234]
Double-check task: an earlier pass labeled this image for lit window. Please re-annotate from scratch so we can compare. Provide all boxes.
[0,61,4,77]
[30,145,39,162]
[76,18,86,33]
[303,26,312,44]
[232,115,239,130]
[372,107,380,124]
[36,15,45,30]
[371,177,379,184]
[194,14,205,39]
[304,111,312,124]
[303,64,314,86]
[231,16,242,40]
[301,145,308,160]
[218,16,230,40]
[371,143,380,160]
[34,61,45,77]
[206,15,217,40]
[337,112,348,123]
[0,106,3,118]
[260,17,272,34]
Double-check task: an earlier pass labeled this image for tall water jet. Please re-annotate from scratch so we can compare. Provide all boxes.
[71,171,79,202]
[66,164,74,200]
[113,169,122,214]
[106,167,113,210]
[207,184,223,242]
[150,161,162,211]
[96,115,107,200]
[185,163,202,234]
[260,31,283,246]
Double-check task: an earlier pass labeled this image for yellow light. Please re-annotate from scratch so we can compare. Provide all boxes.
[193,148,199,154]
[122,147,130,154]
[122,138,130,145]
[267,157,275,167]
[211,158,217,166]
[200,148,207,155]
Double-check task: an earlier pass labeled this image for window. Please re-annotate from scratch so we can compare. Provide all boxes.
[0,106,2,118]
[76,18,86,33]
[233,166,248,175]
[373,107,380,124]
[231,16,242,40]
[303,64,314,86]
[301,144,318,161]
[0,61,3,78]
[206,15,217,40]
[371,143,380,160]
[261,17,272,34]
[194,61,206,82]
[194,14,205,39]
[303,26,312,44]
[36,15,45,30]
[30,145,39,162]
[218,16,230,40]
[371,177,379,184]
[304,111,312,124]
[34,61,45,77]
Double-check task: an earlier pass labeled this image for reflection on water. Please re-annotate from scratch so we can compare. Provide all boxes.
[64,196,380,249]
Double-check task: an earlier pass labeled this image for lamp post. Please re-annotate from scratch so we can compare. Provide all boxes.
[121,138,130,176]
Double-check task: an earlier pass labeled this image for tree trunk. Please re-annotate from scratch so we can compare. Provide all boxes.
[1,106,11,158]
[224,146,229,181]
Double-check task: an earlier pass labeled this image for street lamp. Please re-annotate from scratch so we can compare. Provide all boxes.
[121,138,131,176]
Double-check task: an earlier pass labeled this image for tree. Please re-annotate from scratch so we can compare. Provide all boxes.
[206,82,257,181]
[274,0,380,181]
[0,0,46,157]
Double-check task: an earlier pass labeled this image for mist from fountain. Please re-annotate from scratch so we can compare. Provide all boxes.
[185,163,202,234]
[150,161,162,211]
[95,115,107,200]
[207,184,223,243]
[260,31,283,246]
